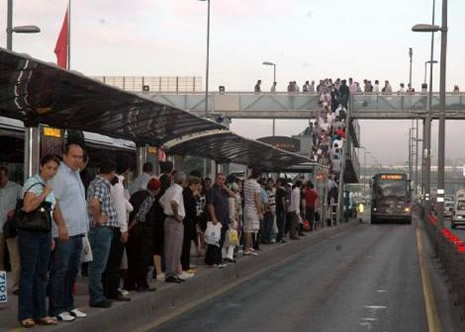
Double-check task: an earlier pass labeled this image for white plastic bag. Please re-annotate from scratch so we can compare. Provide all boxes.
[80,233,93,263]
[204,221,222,246]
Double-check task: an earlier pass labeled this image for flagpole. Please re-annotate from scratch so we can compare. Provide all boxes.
[67,0,71,70]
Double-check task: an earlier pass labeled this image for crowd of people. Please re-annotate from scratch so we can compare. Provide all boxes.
[254,78,461,95]
[300,78,351,212]
[0,143,322,328]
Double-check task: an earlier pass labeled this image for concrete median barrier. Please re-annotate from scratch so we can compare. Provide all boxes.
[424,215,465,320]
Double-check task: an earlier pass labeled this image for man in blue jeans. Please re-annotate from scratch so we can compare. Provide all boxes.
[87,160,118,308]
[49,143,89,322]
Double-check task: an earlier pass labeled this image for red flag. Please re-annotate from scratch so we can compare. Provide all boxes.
[54,7,69,69]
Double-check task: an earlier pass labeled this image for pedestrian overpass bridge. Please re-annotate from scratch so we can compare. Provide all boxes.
[143,91,465,188]
[143,92,465,120]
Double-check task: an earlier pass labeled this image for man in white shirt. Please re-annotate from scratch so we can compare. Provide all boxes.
[331,154,342,174]
[0,166,22,294]
[398,83,406,94]
[129,162,153,195]
[104,157,134,301]
[319,117,331,134]
[159,171,186,283]
[288,181,303,240]
[309,80,315,93]
[373,80,380,94]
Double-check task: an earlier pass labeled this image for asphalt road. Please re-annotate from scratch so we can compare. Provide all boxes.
[151,223,429,332]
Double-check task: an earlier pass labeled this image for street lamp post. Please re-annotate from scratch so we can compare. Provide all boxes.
[437,0,448,228]
[408,47,413,90]
[6,0,41,50]
[412,0,447,227]
[262,61,276,83]
[6,0,41,182]
[263,61,277,136]
[412,0,439,219]
[199,0,211,118]
[424,60,438,84]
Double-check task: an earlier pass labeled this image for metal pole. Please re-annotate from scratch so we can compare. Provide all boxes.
[272,63,276,136]
[424,0,436,218]
[273,64,276,83]
[421,118,426,203]
[409,127,413,182]
[24,127,40,181]
[67,0,71,69]
[437,0,448,228]
[363,150,367,199]
[415,118,419,196]
[204,0,211,117]
[409,47,413,89]
[6,0,13,50]
[424,61,428,84]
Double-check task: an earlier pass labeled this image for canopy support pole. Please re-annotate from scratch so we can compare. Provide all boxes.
[24,126,40,182]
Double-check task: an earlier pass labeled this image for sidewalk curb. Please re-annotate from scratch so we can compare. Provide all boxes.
[41,221,358,332]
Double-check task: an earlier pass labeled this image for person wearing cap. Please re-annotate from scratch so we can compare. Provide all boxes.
[124,178,161,292]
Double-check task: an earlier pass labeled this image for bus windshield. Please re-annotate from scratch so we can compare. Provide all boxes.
[457,201,465,211]
[376,180,407,198]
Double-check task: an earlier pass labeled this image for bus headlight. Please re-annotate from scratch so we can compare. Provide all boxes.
[404,207,410,213]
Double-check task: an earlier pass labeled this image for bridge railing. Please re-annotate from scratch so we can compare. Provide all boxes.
[352,93,465,113]
[143,92,321,113]
[349,142,360,179]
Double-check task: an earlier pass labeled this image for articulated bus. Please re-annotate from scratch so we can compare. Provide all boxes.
[371,173,412,224]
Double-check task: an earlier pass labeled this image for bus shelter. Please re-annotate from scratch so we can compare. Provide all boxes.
[163,130,310,172]
[0,49,311,178]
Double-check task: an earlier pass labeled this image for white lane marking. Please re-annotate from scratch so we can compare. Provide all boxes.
[361,318,377,322]
[377,289,387,293]
[364,305,387,310]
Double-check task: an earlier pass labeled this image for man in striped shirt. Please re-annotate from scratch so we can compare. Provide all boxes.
[243,169,263,255]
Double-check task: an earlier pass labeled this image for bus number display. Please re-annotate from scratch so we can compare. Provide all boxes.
[380,174,403,180]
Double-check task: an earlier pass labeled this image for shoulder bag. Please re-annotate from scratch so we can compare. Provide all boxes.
[15,183,52,233]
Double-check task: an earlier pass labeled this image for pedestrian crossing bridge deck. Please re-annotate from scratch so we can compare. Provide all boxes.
[143,92,465,120]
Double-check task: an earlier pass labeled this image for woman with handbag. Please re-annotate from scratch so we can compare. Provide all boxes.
[18,154,61,328]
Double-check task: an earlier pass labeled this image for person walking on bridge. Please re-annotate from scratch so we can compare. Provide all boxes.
[254,80,262,94]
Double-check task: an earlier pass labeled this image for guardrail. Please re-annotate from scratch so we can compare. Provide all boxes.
[424,215,465,320]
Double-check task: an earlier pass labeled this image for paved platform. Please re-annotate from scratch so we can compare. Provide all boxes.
[0,221,356,332]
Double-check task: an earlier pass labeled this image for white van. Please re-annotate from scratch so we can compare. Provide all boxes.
[452,189,465,228]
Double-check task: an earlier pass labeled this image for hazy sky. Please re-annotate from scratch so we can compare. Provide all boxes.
[2,0,464,165]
